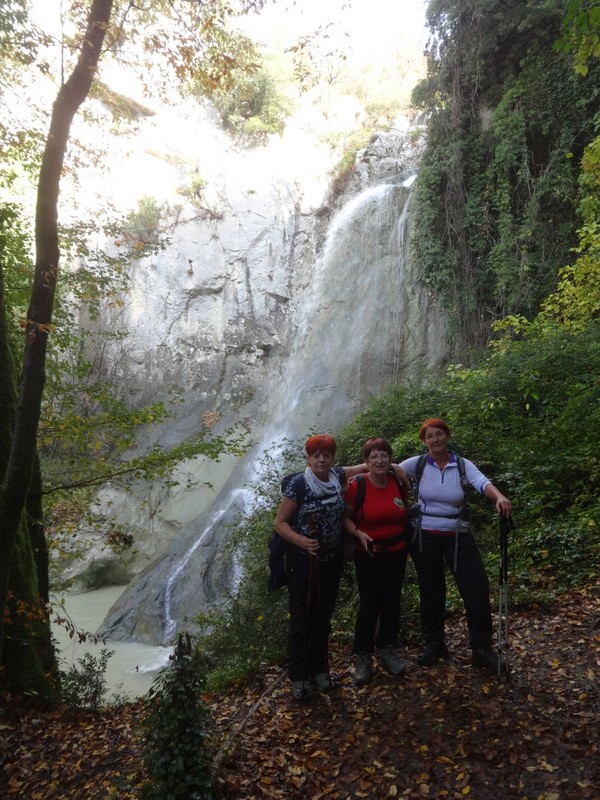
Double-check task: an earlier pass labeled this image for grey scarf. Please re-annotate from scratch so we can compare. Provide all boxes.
[303,467,342,504]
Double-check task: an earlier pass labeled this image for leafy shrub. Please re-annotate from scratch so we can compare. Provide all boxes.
[60,648,115,710]
[337,323,600,604]
[211,64,293,145]
[119,195,164,252]
[140,634,216,800]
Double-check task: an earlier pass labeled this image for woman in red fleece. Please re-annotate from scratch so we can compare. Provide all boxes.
[343,437,410,685]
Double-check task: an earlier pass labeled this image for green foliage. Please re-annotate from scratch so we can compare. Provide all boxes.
[337,324,600,604]
[556,0,600,75]
[0,202,31,356]
[510,509,599,598]
[140,635,216,800]
[327,126,375,196]
[60,648,115,711]
[210,58,294,145]
[535,130,600,331]
[0,0,43,75]
[118,196,165,252]
[411,0,599,349]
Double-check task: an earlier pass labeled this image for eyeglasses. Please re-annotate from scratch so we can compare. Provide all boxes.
[367,453,391,462]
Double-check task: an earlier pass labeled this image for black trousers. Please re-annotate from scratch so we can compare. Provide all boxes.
[353,548,408,653]
[286,549,343,681]
[410,530,492,650]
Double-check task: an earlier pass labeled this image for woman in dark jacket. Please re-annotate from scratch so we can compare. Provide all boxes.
[274,435,369,702]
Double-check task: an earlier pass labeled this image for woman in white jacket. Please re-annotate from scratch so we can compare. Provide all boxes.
[400,418,513,672]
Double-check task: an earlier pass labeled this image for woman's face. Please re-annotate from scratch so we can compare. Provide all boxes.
[423,426,449,456]
[307,449,334,480]
[367,448,391,477]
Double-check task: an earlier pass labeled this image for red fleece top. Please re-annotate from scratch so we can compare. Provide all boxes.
[345,475,409,553]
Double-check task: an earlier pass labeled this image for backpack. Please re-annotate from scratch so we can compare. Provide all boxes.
[267,472,305,592]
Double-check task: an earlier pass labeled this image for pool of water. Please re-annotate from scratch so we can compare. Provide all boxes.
[51,586,171,701]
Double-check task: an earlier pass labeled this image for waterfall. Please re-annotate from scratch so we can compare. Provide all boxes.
[99,175,418,645]
[265,179,412,442]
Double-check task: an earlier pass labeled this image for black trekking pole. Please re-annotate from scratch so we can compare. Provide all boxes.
[497,514,514,683]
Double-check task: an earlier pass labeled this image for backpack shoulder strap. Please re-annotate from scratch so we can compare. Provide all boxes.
[354,474,367,517]
[413,453,427,501]
[456,456,469,490]
[281,471,305,507]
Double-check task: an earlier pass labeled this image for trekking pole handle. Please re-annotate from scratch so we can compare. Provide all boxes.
[305,513,321,556]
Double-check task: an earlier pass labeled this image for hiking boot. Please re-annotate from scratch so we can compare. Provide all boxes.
[313,672,335,693]
[472,648,507,674]
[417,642,450,666]
[291,680,313,702]
[378,646,406,676]
[354,653,373,686]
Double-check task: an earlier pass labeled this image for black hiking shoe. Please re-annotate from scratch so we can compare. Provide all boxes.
[313,672,335,693]
[472,648,507,674]
[417,642,450,666]
[378,646,406,676]
[354,653,373,686]
[291,680,313,702]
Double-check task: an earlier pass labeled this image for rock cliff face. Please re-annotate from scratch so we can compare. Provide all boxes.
[59,99,448,643]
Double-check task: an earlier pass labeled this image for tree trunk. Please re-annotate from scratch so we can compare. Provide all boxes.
[0,0,114,694]
[1,251,59,701]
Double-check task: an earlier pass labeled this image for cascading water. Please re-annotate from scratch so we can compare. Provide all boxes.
[99,173,421,645]
[263,179,413,443]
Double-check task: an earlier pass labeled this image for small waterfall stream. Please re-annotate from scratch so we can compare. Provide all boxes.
[99,174,418,646]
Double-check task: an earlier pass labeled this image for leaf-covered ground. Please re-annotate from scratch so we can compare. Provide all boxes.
[1,580,598,800]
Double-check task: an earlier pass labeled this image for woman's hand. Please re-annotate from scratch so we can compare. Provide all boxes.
[352,527,373,551]
[391,463,409,486]
[495,496,513,516]
[484,484,513,517]
[297,535,320,555]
